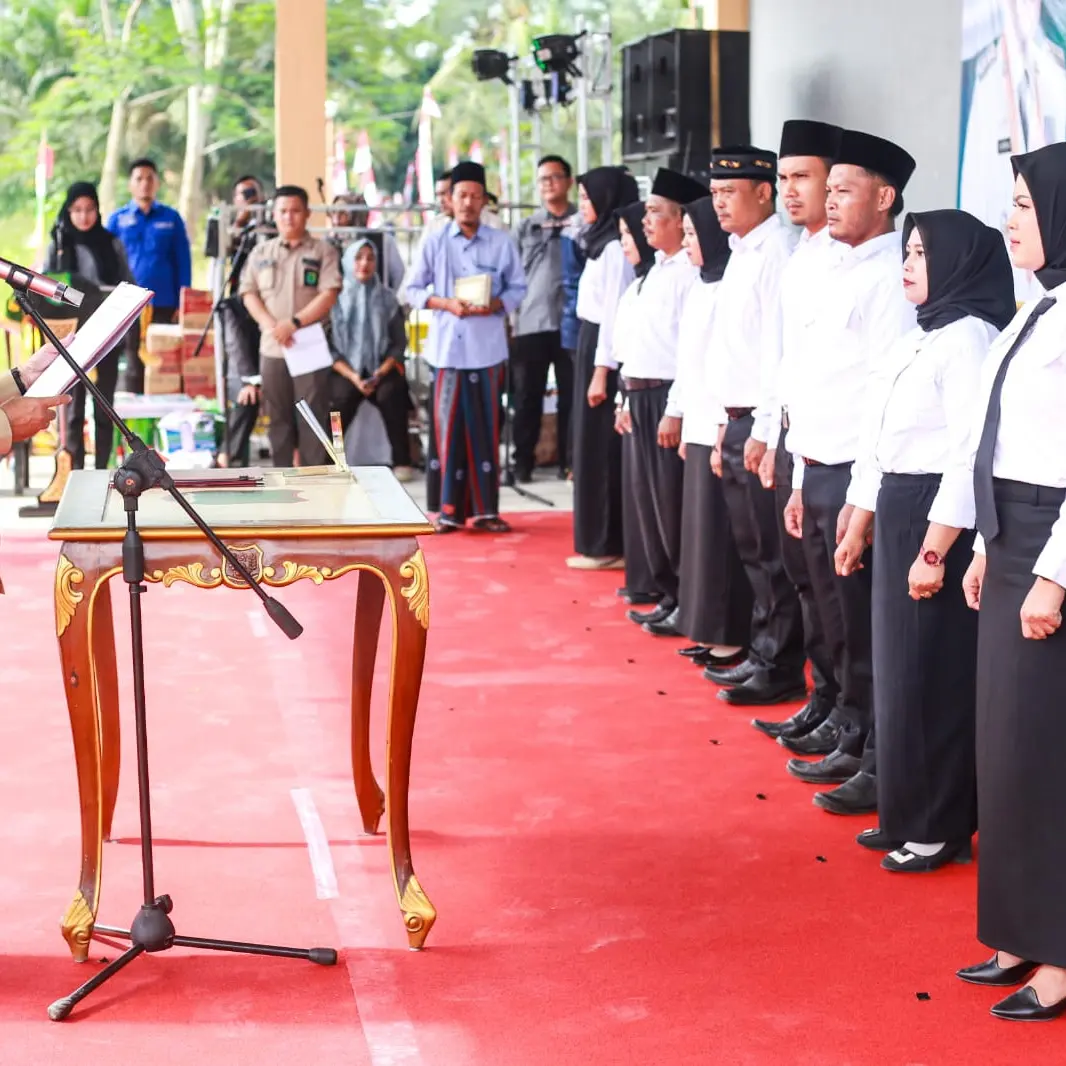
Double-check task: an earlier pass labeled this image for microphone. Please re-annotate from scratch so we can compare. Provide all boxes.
[0,256,84,308]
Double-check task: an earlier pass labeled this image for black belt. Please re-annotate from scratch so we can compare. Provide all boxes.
[622,377,670,391]
[802,457,822,467]
[726,407,755,421]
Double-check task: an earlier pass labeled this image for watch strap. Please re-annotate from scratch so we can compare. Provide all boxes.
[11,366,26,395]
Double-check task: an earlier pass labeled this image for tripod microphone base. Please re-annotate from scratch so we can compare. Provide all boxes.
[48,898,337,1021]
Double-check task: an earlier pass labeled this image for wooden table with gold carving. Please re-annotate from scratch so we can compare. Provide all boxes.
[48,465,436,961]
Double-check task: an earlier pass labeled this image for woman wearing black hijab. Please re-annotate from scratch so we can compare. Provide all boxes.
[612,200,659,604]
[45,181,132,469]
[950,142,1066,1021]
[835,209,1014,874]
[569,166,639,570]
[667,198,752,662]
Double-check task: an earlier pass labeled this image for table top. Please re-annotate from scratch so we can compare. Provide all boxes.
[49,466,433,542]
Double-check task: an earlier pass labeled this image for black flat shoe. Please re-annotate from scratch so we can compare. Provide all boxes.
[627,604,671,626]
[703,659,757,686]
[881,840,972,872]
[643,608,682,637]
[990,986,1066,1021]
[856,827,902,853]
[786,749,860,785]
[813,770,878,814]
[778,719,841,755]
[618,588,660,606]
[717,676,808,707]
[753,700,831,740]
[957,955,1040,988]
[693,648,747,670]
[678,645,707,658]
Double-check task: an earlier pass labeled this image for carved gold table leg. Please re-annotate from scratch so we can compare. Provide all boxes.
[56,546,116,962]
[351,569,387,834]
[386,542,436,949]
[93,579,121,843]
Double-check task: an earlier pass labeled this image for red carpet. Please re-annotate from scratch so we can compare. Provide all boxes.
[0,513,1057,1064]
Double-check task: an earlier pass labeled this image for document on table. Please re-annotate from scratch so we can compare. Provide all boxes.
[26,282,154,397]
[282,323,334,377]
[295,399,346,469]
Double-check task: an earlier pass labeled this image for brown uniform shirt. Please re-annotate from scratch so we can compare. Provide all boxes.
[239,233,342,359]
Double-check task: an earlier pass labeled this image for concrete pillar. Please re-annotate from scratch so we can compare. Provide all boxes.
[275,0,327,197]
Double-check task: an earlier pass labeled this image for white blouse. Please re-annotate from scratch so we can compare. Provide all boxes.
[674,280,726,446]
[846,316,997,527]
[575,239,634,370]
[611,278,643,370]
[970,282,1066,587]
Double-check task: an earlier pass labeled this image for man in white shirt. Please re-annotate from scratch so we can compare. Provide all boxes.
[702,144,806,706]
[751,120,844,744]
[779,129,917,816]
[622,168,705,627]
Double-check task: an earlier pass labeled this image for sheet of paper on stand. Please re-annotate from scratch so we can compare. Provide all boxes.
[281,323,334,377]
[295,398,346,469]
[26,282,154,397]
[454,272,492,308]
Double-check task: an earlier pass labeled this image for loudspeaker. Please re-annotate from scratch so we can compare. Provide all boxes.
[622,30,750,173]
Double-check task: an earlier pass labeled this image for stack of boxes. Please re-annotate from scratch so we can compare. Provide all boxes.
[143,324,183,395]
[179,287,217,400]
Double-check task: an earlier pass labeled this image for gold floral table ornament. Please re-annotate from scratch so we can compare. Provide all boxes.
[49,466,437,961]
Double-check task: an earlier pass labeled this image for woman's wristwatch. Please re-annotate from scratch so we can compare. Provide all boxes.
[10,366,26,395]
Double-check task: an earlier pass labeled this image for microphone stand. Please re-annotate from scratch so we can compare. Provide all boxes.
[11,289,337,1023]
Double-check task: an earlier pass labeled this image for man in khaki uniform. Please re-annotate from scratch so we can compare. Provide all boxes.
[240,184,342,467]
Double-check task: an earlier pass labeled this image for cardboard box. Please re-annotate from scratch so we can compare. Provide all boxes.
[182,328,214,366]
[145,323,183,373]
[144,368,182,395]
[182,355,217,398]
[179,287,213,332]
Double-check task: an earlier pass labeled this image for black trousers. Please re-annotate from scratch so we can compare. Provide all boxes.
[66,347,120,469]
[122,304,177,393]
[622,430,655,597]
[223,381,259,467]
[775,443,838,708]
[510,330,573,473]
[719,415,805,681]
[330,369,412,466]
[628,384,684,606]
[800,462,874,761]
[425,367,441,511]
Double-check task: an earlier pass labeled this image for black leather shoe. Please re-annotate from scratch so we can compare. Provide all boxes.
[627,604,671,626]
[856,827,902,852]
[787,749,861,785]
[753,700,831,740]
[693,647,748,670]
[617,587,659,605]
[678,645,706,658]
[957,955,1040,988]
[643,608,682,637]
[881,839,972,872]
[990,986,1066,1021]
[703,659,758,686]
[779,719,842,755]
[717,676,808,707]
[813,770,878,814]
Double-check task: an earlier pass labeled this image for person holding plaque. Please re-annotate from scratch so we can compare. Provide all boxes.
[405,160,528,533]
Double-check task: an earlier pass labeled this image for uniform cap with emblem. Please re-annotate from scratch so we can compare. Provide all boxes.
[833,130,916,193]
[710,145,778,182]
[650,168,708,205]
[450,161,487,188]
[778,120,842,161]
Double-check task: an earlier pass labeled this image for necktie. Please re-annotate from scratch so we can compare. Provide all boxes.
[973,295,1056,541]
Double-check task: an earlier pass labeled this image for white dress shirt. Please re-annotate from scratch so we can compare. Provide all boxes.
[575,240,634,369]
[611,278,643,370]
[705,213,795,443]
[845,316,997,526]
[781,230,917,489]
[969,282,1066,586]
[770,225,838,449]
[674,280,726,446]
[621,248,699,418]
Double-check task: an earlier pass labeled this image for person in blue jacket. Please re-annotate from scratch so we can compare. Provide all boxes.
[107,158,192,392]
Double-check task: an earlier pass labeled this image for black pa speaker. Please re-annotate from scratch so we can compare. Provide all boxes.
[622,29,750,172]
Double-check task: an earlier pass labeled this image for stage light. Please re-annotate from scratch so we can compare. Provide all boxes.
[472,49,515,86]
[531,34,584,78]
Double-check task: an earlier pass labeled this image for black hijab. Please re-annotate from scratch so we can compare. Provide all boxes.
[53,181,122,285]
[1012,143,1066,290]
[684,197,731,284]
[614,201,655,279]
[577,166,639,260]
[903,210,1016,332]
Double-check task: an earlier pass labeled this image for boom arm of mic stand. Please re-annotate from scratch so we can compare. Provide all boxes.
[13,290,303,641]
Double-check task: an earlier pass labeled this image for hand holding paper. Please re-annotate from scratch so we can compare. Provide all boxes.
[282,324,334,377]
